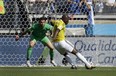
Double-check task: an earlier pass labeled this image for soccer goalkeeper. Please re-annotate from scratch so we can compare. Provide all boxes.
[15,16,57,67]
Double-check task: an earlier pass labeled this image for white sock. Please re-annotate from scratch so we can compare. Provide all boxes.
[65,54,74,66]
[76,53,91,67]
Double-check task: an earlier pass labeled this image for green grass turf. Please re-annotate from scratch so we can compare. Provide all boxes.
[0,67,116,76]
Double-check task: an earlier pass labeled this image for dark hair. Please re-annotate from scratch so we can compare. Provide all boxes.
[62,14,70,19]
[39,16,47,20]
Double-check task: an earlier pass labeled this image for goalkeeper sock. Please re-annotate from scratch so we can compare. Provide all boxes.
[27,46,33,60]
[49,50,54,60]
[76,52,91,67]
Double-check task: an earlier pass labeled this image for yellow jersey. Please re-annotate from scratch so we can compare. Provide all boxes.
[52,19,66,42]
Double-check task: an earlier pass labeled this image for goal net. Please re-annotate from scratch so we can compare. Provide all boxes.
[0,0,116,67]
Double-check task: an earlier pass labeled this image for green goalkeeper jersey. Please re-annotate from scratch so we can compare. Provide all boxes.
[27,23,53,39]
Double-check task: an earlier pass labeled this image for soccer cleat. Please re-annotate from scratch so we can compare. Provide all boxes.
[85,62,96,69]
[71,65,77,69]
[50,60,57,66]
[26,60,33,67]
[85,65,96,69]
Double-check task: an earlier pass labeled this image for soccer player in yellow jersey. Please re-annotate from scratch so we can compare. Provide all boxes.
[52,14,95,69]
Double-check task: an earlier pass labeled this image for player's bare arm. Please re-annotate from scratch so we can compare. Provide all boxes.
[52,28,60,41]
[15,28,31,41]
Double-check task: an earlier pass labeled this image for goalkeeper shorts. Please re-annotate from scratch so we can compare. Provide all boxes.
[30,35,50,45]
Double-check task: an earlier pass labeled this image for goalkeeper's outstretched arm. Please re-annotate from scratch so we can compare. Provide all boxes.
[15,28,31,41]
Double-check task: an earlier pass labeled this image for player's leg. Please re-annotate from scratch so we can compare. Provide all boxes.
[37,46,49,64]
[53,40,77,69]
[64,53,77,69]
[26,36,37,67]
[71,49,95,69]
[41,36,57,66]
[65,40,95,69]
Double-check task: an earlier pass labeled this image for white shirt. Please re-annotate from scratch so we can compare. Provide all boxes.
[107,0,115,4]
[87,0,92,4]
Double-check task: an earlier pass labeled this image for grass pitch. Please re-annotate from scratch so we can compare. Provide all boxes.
[0,67,116,76]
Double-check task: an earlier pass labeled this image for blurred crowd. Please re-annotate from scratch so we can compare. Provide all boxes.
[94,0,116,14]
[26,0,116,15]
[3,0,116,15]
[0,0,115,29]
